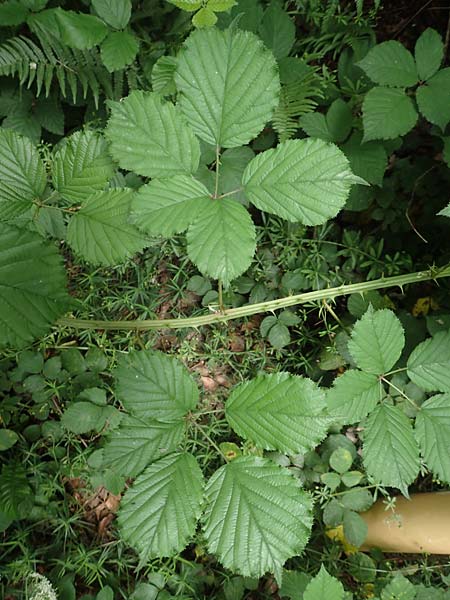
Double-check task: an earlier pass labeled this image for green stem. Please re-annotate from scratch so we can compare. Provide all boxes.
[57,264,450,332]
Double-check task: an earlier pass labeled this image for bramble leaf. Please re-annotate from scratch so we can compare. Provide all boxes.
[186,198,256,285]
[362,87,417,141]
[348,307,405,375]
[106,91,200,178]
[0,129,46,220]
[415,394,450,483]
[203,456,313,580]
[407,331,450,392]
[342,131,387,187]
[258,0,295,60]
[303,565,344,600]
[416,68,450,131]
[326,370,380,424]
[115,350,199,420]
[118,453,204,561]
[100,31,139,72]
[132,176,211,237]
[0,224,68,349]
[415,28,443,81]
[243,138,361,226]
[52,130,113,204]
[92,0,131,29]
[363,403,420,495]
[358,41,418,87]
[226,372,330,454]
[67,189,147,266]
[175,27,280,147]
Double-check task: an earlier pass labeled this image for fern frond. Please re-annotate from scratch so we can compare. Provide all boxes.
[0,463,33,519]
[0,33,120,106]
[272,70,325,142]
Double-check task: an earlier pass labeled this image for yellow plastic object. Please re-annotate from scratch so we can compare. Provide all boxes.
[360,492,450,553]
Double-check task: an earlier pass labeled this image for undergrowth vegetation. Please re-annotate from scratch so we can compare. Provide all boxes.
[1,0,450,598]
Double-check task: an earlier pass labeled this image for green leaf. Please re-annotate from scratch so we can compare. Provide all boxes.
[303,565,344,600]
[278,571,311,600]
[226,372,330,455]
[415,28,443,81]
[0,430,19,451]
[52,130,113,205]
[268,322,290,349]
[326,99,353,143]
[416,68,450,131]
[61,402,118,434]
[101,31,139,72]
[192,7,217,27]
[343,510,368,547]
[203,456,313,580]
[258,0,295,60]
[357,41,418,87]
[415,394,450,483]
[175,27,280,147]
[216,147,255,205]
[67,189,147,266]
[167,0,202,11]
[362,87,418,142]
[326,370,380,424]
[381,575,416,600]
[363,403,420,495]
[106,91,200,178]
[342,132,387,187]
[299,113,332,141]
[348,307,405,375]
[115,350,199,420]
[186,198,256,285]
[132,176,211,237]
[34,95,64,135]
[0,129,46,221]
[207,0,236,11]
[102,415,185,477]
[340,488,373,511]
[347,290,389,317]
[92,0,131,29]
[0,224,68,349]
[55,9,108,50]
[243,139,360,226]
[151,56,178,96]
[329,448,353,473]
[407,331,450,392]
[118,453,204,561]
[0,1,29,25]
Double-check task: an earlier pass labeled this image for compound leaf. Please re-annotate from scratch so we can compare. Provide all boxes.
[92,0,131,29]
[106,91,200,178]
[0,129,46,220]
[242,138,362,226]
[0,224,68,349]
[416,68,450,131]
[415,28,443,81]
[407,331,450,392]
[326,370,380,424]
[362,87,418,142]
[358,41,418,87]
[226,372,330,454]
[52,130,113,204]
[348,307,405,375]
[101,31,139,72]
[102,415,185,477]
[175,27,280,147]
[203,456,313,580]
[67,189,147,266]
[363,403,420,495]
[132,176,211,237]
[118,453,204,561]
[415,394,450,483]
[304,565,344,600]
[115,350,199,420]
[186,198,256,285]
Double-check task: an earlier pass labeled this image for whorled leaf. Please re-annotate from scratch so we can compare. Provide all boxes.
[203,456,313,580]
[226,372,331,454]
